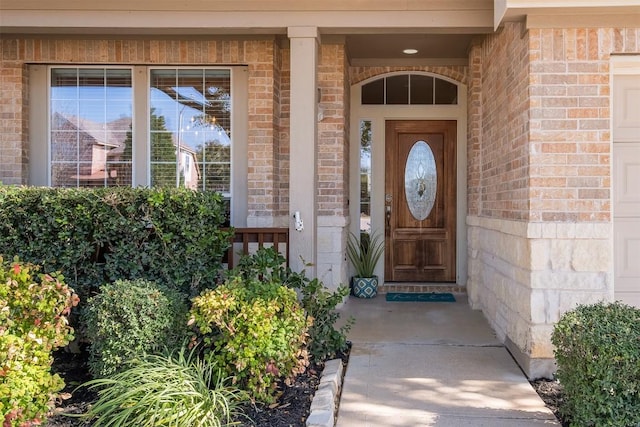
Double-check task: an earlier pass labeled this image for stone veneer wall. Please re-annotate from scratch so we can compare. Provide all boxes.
[468,22,639,378]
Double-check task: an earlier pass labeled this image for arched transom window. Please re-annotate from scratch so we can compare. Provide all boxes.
[361,74,458,105]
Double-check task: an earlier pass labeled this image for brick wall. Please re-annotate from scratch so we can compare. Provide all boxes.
[0,57,25,185]
[318,44,349,217]
[244,40,281,221]
[0,37,287,221]
[277,45,291,220]
[529,27,640,222]
[316,42,351,290]
[476,24,531,221]
[467,42,483,216]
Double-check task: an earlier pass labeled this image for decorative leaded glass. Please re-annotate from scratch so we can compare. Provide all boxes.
[404,140,436,221]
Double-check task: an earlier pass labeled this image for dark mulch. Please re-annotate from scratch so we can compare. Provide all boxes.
[47,348,349,427]
[234,363,322,427]
[47,350,96,427]
[530,378,569,427]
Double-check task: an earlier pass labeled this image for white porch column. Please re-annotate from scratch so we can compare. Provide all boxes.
[288,26,319,276]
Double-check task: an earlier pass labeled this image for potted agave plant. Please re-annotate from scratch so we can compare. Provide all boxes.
[346,230,384,298]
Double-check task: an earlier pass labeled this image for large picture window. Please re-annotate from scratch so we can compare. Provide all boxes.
[48,67,233,202]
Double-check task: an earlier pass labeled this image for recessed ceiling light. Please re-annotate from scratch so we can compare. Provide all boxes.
[403,48,418,55]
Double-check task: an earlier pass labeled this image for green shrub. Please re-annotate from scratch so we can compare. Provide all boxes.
[0,186,231,299]
[190,276,310,403]
[297,277,352,361]
[231,247,353,361]
[551,301,640,426]
[0,257,79,426]
[78,347,247,427]
[83,279,190,377]
[229,245,290,283]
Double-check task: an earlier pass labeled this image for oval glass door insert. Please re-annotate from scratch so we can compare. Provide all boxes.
[404,140,437,221]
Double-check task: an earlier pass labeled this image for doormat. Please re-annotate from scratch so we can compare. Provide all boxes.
[385,292,456,302]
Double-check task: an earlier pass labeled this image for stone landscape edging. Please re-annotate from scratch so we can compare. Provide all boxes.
[305,358,344,427]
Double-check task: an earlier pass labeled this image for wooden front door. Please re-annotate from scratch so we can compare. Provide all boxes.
[384,120,457,282]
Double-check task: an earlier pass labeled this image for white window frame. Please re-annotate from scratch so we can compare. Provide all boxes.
[29,64,248,226]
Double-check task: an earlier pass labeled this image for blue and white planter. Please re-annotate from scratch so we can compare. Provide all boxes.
[352,276,378,298]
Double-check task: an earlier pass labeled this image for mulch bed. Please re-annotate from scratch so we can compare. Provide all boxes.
[530,378,569,427]
[47,348,348,427]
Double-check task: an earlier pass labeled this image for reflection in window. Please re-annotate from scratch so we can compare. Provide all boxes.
[360,120,372,233]
[149,68,231,197]
[361,74,458,105]
[50,68,133,187]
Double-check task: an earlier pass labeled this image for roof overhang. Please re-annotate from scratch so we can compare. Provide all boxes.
[495,0,640,30]
[0,0,494,36]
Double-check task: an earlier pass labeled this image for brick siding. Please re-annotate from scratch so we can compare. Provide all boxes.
[0,58,27,185]
[472,23,531,221]
[529,27,640,222]
[0,37,286,220]
[471,23,640,223]
[277,45,291,219]
[318,43,349,217]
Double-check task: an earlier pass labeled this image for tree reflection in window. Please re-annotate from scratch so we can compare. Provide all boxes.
[360,120,372,233]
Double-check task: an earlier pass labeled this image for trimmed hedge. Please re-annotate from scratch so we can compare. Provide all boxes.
[551,301,640,426]
[0,186,232,299]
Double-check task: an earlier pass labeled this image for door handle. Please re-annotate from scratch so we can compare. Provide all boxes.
[386,205,391,229]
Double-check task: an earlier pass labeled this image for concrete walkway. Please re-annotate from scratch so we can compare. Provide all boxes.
[335,294,559,426]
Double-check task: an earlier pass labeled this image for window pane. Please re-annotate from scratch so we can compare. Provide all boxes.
[386,75,409,104]
[51,101,78,130]
[50,67,132,188]
[51,68,78,100]
[78,100,106,129]
[150,163,177,188]
[78,69,106,100]
[410,75,434,105]
[201,163,231,194]
[149,131,177,162]
[150,68,232,193]
[361,78,384,104]
[435,78,458,104]
[360,120,372,233]
[51,163,78,187]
